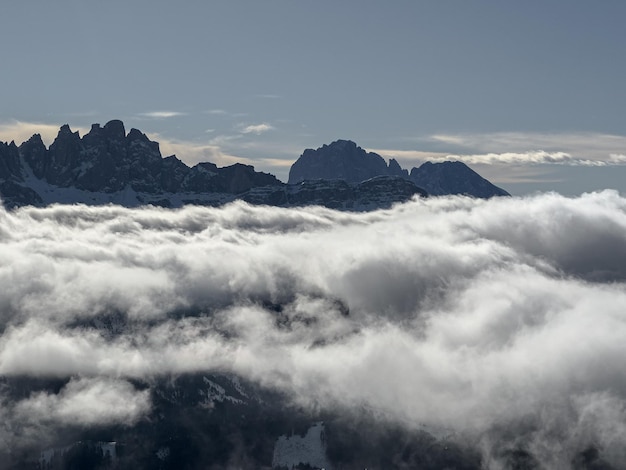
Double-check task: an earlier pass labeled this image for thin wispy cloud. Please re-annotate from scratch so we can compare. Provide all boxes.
[148,132,254,168]
[371,149,449,163]
[151,131,297,181]
[376,147,626,167]
[258,157,295,168]
[427,131,626,166]
[137,111,186,119]
[374,148,571,185]
[204,109,249,118]
[428,150,615,166]
[208,134,243,146]
[240,123,274,135]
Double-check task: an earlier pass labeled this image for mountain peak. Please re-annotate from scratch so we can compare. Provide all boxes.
[411,160,510,197]
[127,127,150,142]
[288,140,388,184]
[23,133,45,146]
[388,158,409,178]
[103,119,126,140]
[58,123,75,135]
[288,139,509,198]
[326,139,357,149]
[0,120,291,207]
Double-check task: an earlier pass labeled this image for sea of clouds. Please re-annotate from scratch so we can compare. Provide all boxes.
[1,191,626,467]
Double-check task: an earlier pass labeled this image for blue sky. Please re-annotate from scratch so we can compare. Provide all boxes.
[1,0,626,194]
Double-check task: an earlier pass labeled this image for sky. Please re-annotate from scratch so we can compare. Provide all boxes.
[1,0,626,195]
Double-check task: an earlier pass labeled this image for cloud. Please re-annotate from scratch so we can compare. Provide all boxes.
[371,149,449,162]
[147,132,254,168]
[203,109,249,118]
[14,377,150,427]
[1,193,626,465]
[376,147,626,167]
[137,111,186,119]
[427,131,626,166]
[240,123,274,135]
[435,150,605,166]
[147,132,297,182]
[258,157,295,168]
[430,131,626,153]
[375,133,626,189]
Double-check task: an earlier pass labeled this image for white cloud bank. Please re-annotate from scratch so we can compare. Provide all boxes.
[1,193,626,466]
[15,377,150,427]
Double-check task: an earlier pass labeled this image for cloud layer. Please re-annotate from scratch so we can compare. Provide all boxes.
[1,193,626,466]
[429,132,626,166]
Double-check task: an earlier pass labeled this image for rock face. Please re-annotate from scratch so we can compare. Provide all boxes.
[6,371,481,469]
[288,139,391,184]
[243,176,426,211]
[0,122,426,210]
[289,139,509,198]
[19,120,281,196]
[0,120,283,208]
[0,139,43,206]
[410,161,510,197]
[0,123,508,210]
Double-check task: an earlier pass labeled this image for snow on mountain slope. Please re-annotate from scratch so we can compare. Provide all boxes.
[272,422,331,470]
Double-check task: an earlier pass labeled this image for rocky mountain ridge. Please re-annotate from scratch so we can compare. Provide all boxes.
[289,139,408,183]
[289,139,509,197]
[0,120,506,209]
[0,120,283,208]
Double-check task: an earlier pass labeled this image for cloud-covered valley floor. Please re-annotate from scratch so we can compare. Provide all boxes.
[1,192,626,468]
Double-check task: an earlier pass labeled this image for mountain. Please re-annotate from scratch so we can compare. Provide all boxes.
[0,122,507,211]
[10,371,480,470]
[243,176,426,211]
[289,140,509,198]
[289,139,393,183]
[0,121,426,210]
[410,161,510,197]
[0,120,284,208]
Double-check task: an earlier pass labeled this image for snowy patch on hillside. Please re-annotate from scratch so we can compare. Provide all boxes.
[40,441,116,466]
[199,376,246,406]
[272,422,331,470]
